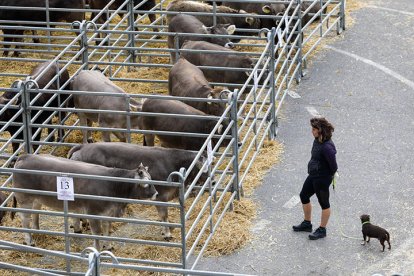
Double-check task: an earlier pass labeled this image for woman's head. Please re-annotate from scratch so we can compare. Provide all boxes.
[310,117,334,143]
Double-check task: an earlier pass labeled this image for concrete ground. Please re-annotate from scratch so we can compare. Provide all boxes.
[197,0,414,275]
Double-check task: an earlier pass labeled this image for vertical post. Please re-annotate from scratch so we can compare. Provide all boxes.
[45,0,52,53]
[125,95,132,143]
[56,61,64,142]
[63,200,71,274]
[127,0,136,69]
[212,1,217,26]
[340,0,346,31]
[296,0,303,81]
[79,21,89,70]
[269,28,277,140]
[174,35,180,62]
[230,90,240,200]
[319,0,323,37]
[21,82,33,154]
[177,168,187,270]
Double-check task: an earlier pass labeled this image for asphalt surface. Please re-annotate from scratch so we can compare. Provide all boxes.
[196,0,414,275]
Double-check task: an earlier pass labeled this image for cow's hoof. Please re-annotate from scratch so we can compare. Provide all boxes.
[74,230,82,234]
[102,244,114,251]
[23,241,35,247]
[12,52,20,57]
[87,138,94,143]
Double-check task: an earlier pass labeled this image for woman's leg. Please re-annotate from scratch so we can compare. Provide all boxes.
[300,176,315,220]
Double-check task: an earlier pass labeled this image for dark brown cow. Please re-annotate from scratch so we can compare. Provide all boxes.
[0,61,71,154]
[167,0,260,38]
[12,154,157,249]
[138,98,229,151]
[181,40,256,86]
[0,0,85,57]
[0,191,6,224]
[68,142,209,239]
[168,14,235,63]
[222,2,286,31]
[169,57,229,116]
[89,0,157,44]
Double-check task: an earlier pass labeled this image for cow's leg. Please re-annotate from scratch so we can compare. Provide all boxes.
[2,30,14,57]
[18,202,35,246]
[101,130,111,142]
[32,201,42,230]
[88,219,102,250]
[113,131,126,143]
[156,206,173,241]
[11,30,24,57]
[78,113,89,144]
[101,220,114,250]
[143,134,155,147]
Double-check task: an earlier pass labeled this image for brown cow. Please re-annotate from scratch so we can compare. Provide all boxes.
[166,0,260,38]
[12,154,157,250]
[68,142,209,239]
[138,98,229,151]
[0,191,6,224]
[168,14,235,63]
[70,70,142,143]
[169,57,229,116]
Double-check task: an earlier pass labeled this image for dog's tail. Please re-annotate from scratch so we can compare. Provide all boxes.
[385,230,391,249]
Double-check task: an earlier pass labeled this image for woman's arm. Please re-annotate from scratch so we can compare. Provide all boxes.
[322,143,338,175]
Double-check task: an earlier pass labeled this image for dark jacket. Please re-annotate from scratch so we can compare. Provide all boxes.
[308,139,337,177]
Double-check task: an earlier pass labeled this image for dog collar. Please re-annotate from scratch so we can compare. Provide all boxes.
[362,221,370,225]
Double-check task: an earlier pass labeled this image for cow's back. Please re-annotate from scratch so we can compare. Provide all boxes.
[30,61,70,91]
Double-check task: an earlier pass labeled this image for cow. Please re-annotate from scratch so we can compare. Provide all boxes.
[301,1,327,27]
[222,2,286,31]
[11,154,157,249]
[168,14,235,63]
[169,57,229,116]
[70,70,143,143]
[0,0,85,57]
[181,40,266,87]
[0,61,71,154]
[89,0,158,44]
[166,0,260,38]
[68,142,209,240]
[0,191,6,224]
[138,98,229,151]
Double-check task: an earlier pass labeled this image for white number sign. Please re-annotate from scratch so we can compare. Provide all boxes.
[57,176,74,201]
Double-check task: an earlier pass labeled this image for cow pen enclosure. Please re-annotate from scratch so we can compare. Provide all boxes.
[0,0,345,275]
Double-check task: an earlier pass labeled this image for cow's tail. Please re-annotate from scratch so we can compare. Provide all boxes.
[67,144,83,160]
[10,196,17,220]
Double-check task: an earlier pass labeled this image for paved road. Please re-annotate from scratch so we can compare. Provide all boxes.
[197,0,414,275]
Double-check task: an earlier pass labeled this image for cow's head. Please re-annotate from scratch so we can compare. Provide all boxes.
[242,57,269,86]
[262,4,286,27]
[202,24,236,49]
[239,9,261,29]
[134,163,158,200]
[205,87,229,116]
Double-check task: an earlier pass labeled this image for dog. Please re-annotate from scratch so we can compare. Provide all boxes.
[360,214,391,252]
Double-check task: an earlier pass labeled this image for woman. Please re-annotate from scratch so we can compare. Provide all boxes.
[293,117,338,240]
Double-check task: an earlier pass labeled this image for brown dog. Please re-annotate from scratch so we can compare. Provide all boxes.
[360,214,391,252]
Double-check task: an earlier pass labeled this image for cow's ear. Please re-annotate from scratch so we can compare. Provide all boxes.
[262,5,272,14]
[202,25,213,33]
[196,156,208,173]
[245,17,255,26]
[226,25,236,35]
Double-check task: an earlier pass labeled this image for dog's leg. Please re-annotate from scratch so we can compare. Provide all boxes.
[380,239,385,252]
[361,234,367,245]
[367,237,370,243]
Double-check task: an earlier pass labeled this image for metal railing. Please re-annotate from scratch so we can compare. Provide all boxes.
[0,0,345,274]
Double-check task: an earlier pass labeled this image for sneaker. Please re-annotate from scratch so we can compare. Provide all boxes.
[292,220,312,232]
[309,227,326,240]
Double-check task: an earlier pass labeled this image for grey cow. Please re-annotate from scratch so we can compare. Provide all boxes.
[138,98,229,151]
[168,14,235,63]
[181,40,257,86]
[68,142,208,240]
[169,57,229,116]
[12,154,157,250]
[71,70,142,143]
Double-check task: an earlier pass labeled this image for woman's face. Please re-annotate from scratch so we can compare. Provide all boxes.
[312,127,320,138]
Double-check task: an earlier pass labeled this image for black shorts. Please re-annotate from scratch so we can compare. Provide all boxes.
[299,175,333,209]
